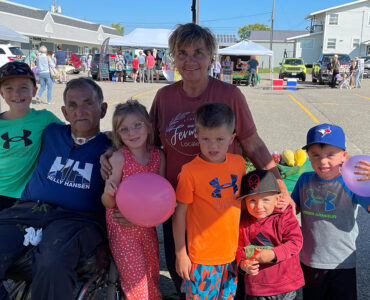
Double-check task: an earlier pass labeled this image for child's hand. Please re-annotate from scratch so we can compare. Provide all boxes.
[239,259,259,276]
[112,209,133,226]
[255,249,276,264]
[100,148,113,180]
[104,181,118,197]
[175,253,192,280]
[276,193,296,213]
[354,160,370,181]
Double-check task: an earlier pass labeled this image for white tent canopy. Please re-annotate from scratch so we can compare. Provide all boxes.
[218,40,274,88]
[109,28,172,49]
[218,40,273,56]
[0,25,29,43]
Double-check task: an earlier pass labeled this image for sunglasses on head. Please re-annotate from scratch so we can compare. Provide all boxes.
[0,62,34,79]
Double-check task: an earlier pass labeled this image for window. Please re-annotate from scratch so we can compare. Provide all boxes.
[329,13,339,25]
[0,48,5,54]
[327,38,336,49]
[352,38,360,48]
[300,39,313,49]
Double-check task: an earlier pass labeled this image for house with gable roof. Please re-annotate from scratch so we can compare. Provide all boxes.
[287,0,370,64]
[0,0,121,54]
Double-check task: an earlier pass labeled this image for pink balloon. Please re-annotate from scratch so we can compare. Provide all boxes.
[341,155,370,197]
[116,172,176,227]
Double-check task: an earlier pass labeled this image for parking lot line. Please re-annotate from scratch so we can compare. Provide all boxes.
[108,89,159,106]
[288,94,320,124]
[355,94,370,101]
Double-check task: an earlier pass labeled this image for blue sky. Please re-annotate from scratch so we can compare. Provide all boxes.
[10,0,354,36]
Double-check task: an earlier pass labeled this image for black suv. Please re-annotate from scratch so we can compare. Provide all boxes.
[312,53,351,84]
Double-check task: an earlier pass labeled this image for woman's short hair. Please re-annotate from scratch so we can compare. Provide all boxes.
[39,45,47,53]
[169,23,217,64]
[111,99,154,150]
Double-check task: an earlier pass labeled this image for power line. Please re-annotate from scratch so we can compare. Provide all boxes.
[86,11,271,26]
[202,12,271,23]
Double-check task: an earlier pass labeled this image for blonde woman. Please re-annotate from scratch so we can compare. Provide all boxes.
[36,45,54,104]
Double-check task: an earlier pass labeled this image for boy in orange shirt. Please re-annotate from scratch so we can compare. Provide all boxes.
[173,102,245,299]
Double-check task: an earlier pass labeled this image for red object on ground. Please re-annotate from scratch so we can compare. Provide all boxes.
[272,151,281,164]
[273,79,284,90]
[71,53,81,68]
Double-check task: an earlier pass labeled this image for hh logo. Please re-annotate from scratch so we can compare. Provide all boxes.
[1,130,32,149]
[304,189,336,211]
[47,157,93,189]
[209,175,238,198]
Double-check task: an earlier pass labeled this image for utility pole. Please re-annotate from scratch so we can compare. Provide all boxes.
[269,0,275,70]
[191,0,196,23]
[196,0,199,24]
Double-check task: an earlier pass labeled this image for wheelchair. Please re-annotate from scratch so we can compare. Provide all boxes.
[4,243,125,300]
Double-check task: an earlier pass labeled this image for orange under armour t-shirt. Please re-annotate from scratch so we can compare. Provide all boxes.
[176,153,245,265]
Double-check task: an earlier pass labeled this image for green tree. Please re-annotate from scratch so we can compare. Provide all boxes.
[238,23,271,40]
[111,22,125,36]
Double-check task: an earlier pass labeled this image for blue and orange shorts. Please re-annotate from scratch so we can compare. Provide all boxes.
[181,261,238,300]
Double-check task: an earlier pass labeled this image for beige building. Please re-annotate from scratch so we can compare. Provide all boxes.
[0,0,121,54]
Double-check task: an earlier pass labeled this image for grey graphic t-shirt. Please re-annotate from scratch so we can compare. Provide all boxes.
[292,172,370,269]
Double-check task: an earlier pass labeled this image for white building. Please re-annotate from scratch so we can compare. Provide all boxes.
[248,30,306,68]
[0,0,121,54]
[287,0,370,64]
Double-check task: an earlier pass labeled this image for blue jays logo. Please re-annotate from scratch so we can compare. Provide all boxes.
[209,175,238,198]
[317,128,332,137]
[1,130,32,149]
[304,189,336,211]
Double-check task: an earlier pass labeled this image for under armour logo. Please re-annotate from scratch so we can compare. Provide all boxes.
[304,189,336,211]
[209,175,238,198]
[1,130,32,149]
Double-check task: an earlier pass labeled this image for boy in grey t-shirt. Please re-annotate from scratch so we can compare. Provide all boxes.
[292,123,370,300]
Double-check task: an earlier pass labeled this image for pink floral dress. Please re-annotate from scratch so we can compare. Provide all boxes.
[106,146,162,300]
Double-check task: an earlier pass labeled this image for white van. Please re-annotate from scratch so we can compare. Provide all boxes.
[0,44,24,67]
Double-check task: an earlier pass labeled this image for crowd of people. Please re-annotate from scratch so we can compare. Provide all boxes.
[330,54,363,89]
[211,55,259,86]
[0,22,369,300]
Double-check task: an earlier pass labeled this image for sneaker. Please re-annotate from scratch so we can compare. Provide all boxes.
[35,96,41,104]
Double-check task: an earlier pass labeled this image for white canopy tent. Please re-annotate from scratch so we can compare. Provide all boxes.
[218,40,273,56]
[109,28,173,49]
[0,25,29,43]
[218,40,274,87]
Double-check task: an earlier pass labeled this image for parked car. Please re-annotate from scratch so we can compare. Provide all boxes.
[0,44,24,67]
[279,58,306,81]
[312,53,351,84]
[361,56,370,78]
[91,53,117,81]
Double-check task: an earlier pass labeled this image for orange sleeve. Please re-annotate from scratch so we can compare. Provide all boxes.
[176,165,195,204]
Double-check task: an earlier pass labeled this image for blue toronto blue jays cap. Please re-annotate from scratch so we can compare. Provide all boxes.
[303,123,346,150]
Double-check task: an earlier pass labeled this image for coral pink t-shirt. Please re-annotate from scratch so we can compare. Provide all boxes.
[146,55,155,68]
[150,77,256,187]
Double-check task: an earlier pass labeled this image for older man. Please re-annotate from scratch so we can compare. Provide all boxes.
[0,78,110,300]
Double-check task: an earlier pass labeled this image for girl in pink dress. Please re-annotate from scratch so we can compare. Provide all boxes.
[102,100,165,300]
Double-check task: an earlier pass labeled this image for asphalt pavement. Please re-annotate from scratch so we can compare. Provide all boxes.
[1,73,369,299]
